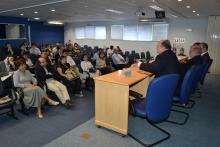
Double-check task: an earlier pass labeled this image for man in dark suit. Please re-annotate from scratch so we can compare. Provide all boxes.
[5,43,15,56]
[55,46,62,65]
[135,40,180,78]
[35,57,73,107]
[180,44,203,76]
[0,54,16,77]
[16,43,28,57]
[200,42,211,63]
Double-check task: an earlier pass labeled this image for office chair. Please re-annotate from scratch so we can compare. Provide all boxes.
[0,78,18,120]
[199,59,213,85]
[140,52,145,59]
[146,51,150,62]
[135,53,140,59]
[129,74,179,147]
[190,63,206,97]
[172,66,198,109]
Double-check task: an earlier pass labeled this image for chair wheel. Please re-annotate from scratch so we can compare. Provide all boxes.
[97,125,101,128]
[122,134,126,138]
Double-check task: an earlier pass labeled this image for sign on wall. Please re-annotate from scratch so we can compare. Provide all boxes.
[174,38,179,43]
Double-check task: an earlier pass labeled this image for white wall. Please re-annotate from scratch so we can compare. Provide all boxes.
[64,18,208,58]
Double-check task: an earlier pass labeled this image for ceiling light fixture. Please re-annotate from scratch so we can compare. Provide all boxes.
[149,5,164,11]
[0,0,70,14]
[48,21,64,25]
[106,9,124,14]
[186,6,190,8]
[51,9,55,12]
[20,14,24,16]
[197,14,199,16]
[34,17,40,20]
[178,0,182,1]
[35,11,38,14]
[192,11,196,13]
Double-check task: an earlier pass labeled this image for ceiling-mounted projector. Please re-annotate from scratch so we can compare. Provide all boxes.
[135,11,145,16]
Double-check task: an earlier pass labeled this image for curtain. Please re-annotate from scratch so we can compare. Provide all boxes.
[206,16,220,74]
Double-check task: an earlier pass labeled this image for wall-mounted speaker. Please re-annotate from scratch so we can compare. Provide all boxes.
[155,11,165,19]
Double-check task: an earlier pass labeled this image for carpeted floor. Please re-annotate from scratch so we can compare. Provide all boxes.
[1,74,220,147]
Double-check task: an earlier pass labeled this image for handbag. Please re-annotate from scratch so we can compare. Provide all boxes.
[89,68,97,73]
[65,68,79,80]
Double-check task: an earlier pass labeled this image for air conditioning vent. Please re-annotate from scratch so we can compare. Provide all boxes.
[139,18,169,23]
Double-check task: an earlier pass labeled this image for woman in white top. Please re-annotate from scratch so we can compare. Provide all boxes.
[80,54,101,78]
[23,53,34,67]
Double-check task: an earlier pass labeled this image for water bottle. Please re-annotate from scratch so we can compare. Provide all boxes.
[126,56,129,63]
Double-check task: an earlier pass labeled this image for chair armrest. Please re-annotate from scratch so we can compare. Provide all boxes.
[8,88,18,101]
[129,90,143,98]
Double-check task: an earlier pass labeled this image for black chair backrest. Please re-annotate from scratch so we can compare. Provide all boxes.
[135,53,140,59]
[141,52,145,59]
[29,53,38,65]
[146,51,150,60]
[105,57,111,66]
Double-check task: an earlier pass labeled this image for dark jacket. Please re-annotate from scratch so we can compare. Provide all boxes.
[35,64,57,82]
[201,52,211,63]
[180,55,203,76]
[140,50,180,78]
[55,53,61,65]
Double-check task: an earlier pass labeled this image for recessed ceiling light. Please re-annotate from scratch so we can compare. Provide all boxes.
[84,6,88,7]
[178,0,182,1]
[197,14,200,16]
[51,9,55,12]
[106,9,124,14]
[186,6,190,8]
[149,5,164,11]
[192,11,196,13]
[20,14,24,16]
[48,21,64,25]
[35,11,38,14]
[34,17,40,20]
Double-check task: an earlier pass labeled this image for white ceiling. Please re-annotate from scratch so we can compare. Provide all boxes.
[0,0,219,23]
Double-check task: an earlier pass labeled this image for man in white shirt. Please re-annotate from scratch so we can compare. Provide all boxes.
[29,43,41,55]
[62,49,76,67]
[112,47,125,64]
[107,45,114,57]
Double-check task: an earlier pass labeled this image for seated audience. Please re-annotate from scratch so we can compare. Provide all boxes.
[45,49,55,66]
[35,57,73,107]
[55,46,63,65]
[16,43,28,57]
[5,43,16,56]
[93,48,102,60]
[52,43,60,55]
[73,43,80,53]
[62,49,77,69]
[29,43,41,55]
[96,52,113,75]
[200,42,211,63]
[57,56,83,97]
[22,53,34,68]
[112,47,125,64]
[40,51,54,66]
[81,54,101,78]
[0,54,16,76]
[107,45,114,57]
[45,44,52,52]
[13,59,59,119]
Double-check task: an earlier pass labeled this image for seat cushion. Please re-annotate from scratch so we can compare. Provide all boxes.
[131,98,146,117]
[0,99,15,109]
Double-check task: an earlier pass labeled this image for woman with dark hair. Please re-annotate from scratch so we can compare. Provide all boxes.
[13,59,59,119]
[96,52,114,75]
[57,56,83,97]
[73,43,80,53]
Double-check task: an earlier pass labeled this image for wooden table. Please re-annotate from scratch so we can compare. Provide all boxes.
[94,67,152,135]
[177,56,188,62]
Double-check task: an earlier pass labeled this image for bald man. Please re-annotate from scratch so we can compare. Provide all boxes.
[35,57,73,108]
[136,40,180,78]
[180,44,203,76]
